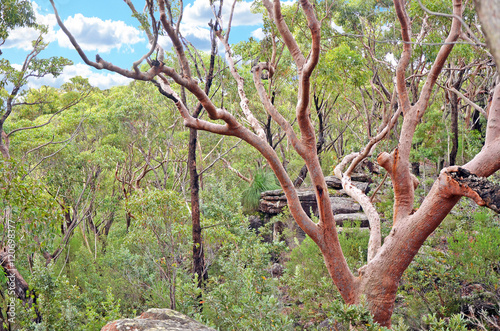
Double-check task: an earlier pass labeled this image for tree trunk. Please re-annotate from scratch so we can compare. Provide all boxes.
[450,93,459,165]
[449,68,464,165]
[293,93,327,188]
[188,128,207,289]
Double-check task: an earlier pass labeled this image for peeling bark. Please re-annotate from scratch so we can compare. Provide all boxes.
[447,167,500,213]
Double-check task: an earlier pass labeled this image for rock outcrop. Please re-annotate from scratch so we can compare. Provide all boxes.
[259,175,371,227]
[101,308,215,331]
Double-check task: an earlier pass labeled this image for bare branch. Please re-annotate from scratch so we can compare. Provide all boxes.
[263,0,305,68]
[199,140,242,176]
[393,0,412,115]
[334,153,381,262]
[447,86,487,118]
[345,102,403,177]
[216,20,267,140]
[22,117,85,179]
[222,158,251,183]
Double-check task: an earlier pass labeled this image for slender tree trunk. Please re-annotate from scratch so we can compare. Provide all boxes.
[450,92,459,165]
[0,145,9,159]
[188,128,206,288]
[449,69,464,165]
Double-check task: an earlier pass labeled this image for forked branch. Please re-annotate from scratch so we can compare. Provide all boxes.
[335,154,381,261]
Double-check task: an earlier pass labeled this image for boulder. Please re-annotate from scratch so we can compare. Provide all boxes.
[259,198,288,214]
[101,308,215,331]
[259,190,362,216]
[248,215,263,231]
[259,174,372,216]
[329,197,362,214]
[334,213,369,227]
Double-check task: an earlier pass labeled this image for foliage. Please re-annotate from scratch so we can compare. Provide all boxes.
[397,209,500,329]
[0,158,61,253]
[421,313,468,331]
[0,0,35,45]
[201,229,293,330]
[320,43,370,88]
[201,176,243,222]
[14,258,122,331]
[281,227,370,327]
[0,32,72,89]
[411,108,447,165]
[326,299,411,331]
[1,0,498,327]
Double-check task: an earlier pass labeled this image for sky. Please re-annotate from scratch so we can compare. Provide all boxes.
[1,0,266,90]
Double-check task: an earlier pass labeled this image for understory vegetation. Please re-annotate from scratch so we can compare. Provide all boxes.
[0,100,498,329]
[1,0,500,329]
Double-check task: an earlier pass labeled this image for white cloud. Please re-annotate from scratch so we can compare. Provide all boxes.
[178,0,263,51]
[156,35,173,51]
[178,23,212,51]
[183,0,262,30]
[26,63,132,90]
[56,14,144,53]
[223,1,262,27]
[2,27,41,50]
[251,28,265,40]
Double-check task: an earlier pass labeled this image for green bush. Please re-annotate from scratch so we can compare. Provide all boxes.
[201,229,293,330]
[281,226,370,328]
[14,258,122,330]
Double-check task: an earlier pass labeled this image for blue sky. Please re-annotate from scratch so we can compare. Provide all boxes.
[1,0,265,89]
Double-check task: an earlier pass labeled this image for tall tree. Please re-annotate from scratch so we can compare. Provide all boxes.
[50,0,500,326]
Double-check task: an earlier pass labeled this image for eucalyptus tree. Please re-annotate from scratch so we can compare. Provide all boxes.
[50,0,500,326]
[0,25,75,158]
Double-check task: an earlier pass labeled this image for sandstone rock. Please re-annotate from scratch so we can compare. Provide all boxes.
[101,308,215,331]
[259,173,372,217]
[329,197,362,214]
[248,215,263,231]
[334,213,369,227]
[259,198,288,214]
[259,190,363,216]
[324,176,370,193]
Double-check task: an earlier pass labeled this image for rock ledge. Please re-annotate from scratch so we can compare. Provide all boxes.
[101,308,215,331]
